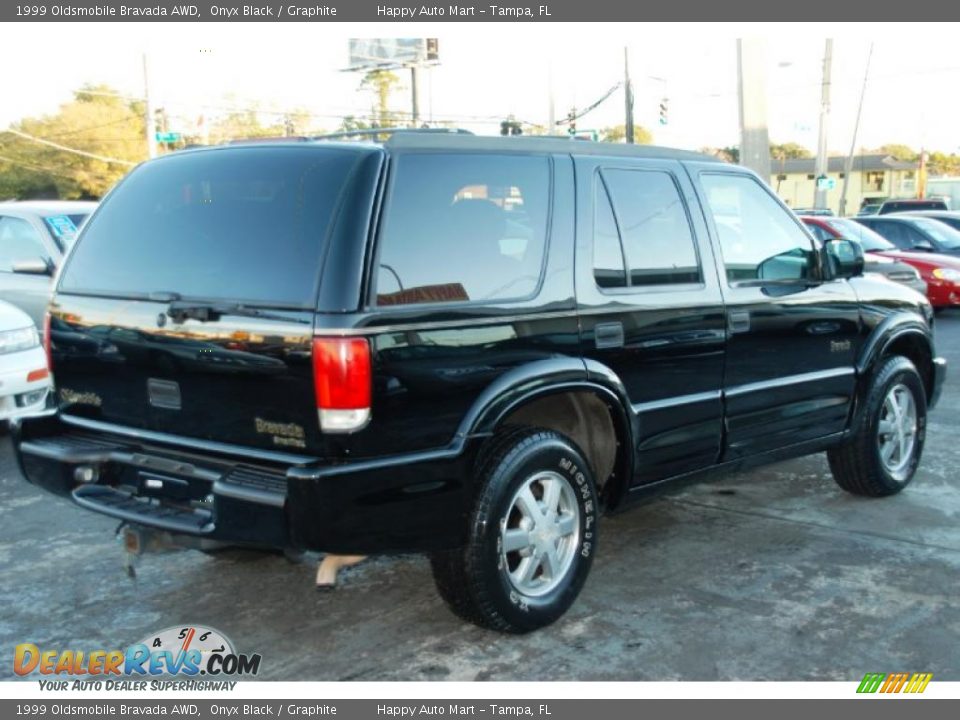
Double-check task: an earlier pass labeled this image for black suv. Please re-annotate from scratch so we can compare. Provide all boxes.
[13,134,947,633]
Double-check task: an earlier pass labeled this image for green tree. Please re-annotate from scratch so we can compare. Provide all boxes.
[0,84,146,199]
[599,125,652,144]
[338,115,370,133]
[875,144,918,162]
[360,70,401,128]
[699,146,739,163]
[770,142,812,160]
[926,152,960,176]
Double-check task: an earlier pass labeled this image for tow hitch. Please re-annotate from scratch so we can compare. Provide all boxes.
[116,523,230,578]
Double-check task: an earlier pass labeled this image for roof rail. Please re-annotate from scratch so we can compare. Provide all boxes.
[312,127,474,141]
[227,136,312,144]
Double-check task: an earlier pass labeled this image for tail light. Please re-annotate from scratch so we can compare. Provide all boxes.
[312,337,371,433]
[42,312,52,370]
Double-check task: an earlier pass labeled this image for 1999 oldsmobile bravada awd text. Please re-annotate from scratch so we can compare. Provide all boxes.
[14,134,946,632]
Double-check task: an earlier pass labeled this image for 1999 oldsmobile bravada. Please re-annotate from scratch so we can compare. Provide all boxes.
[14,133,946,632]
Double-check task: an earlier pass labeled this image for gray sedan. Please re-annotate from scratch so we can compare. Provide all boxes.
[0,200,97,326]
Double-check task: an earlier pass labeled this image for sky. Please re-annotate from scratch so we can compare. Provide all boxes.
[3,22,960,156]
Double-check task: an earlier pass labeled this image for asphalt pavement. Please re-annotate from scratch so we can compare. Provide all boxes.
[2,312,958,681]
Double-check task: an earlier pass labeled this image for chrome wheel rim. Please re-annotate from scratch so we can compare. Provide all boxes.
[877,383,918,481]
[500,470,580,597]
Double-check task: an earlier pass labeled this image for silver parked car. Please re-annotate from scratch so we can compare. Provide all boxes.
[0,200,97,326]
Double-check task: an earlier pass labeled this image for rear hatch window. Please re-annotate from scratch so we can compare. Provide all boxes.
[59,146,365,307]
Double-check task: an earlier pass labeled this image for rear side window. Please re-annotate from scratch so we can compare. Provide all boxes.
[867,221,911,249]
[59,147,365,307]
[827,219,895,251]
[804,223,832,244]
[592,169,701,289]
[44,214,89,250]
[374,154,550,306]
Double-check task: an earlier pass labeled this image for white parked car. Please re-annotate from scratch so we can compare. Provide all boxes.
[0,300,51,422]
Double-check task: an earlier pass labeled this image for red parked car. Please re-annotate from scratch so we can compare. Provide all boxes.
[803,216,960,311]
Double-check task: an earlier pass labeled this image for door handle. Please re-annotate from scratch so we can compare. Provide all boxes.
[594,322,624,349]
[728,310,750,334]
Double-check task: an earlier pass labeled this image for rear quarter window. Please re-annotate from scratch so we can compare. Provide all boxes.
[373,153,550,306]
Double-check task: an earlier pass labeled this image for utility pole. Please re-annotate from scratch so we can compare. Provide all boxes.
[813,39,834,210]
[839,43,873,217]
[624,47,635,144]
[410,66,420,126]
[736,39,771,180]
[142,53,157,159]
[918,149,928,199]
[547,61,556,136]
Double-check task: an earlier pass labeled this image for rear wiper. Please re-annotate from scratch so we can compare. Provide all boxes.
[165,300,294,324]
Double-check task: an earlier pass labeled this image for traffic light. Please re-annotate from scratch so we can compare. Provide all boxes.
[500,118,522,136]
[567,110,576,136]
[659,98,668,126]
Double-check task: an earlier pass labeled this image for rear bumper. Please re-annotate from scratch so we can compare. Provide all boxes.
[13,413,477,554]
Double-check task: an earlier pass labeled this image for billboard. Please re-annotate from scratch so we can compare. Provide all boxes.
[347,38,439,71]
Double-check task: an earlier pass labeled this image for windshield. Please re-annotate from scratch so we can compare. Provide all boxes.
[826,218,896,251]
[59,146,364,307]
[913,218,960,249]
[44,213,89,250]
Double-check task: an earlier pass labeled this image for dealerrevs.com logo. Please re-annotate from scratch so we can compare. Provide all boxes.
[14,625,261,689]
[857,672,933,694]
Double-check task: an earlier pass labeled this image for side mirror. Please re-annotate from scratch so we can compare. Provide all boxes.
[825,238,864,279]
[12,258,53,276]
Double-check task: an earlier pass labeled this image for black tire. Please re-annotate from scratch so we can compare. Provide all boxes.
[431,426,599,633]
[828,355,927,497]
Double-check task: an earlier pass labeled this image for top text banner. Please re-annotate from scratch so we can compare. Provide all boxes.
[3,1,958,21]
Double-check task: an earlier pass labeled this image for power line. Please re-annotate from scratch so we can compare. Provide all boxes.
[40,116,135,138]
[70,86,531,127]
[558,83,624,126]
[0,154,117,181]
[1,128,137,166]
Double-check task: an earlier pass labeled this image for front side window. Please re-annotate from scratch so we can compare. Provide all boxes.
[700,173,817,283]
[592,169,701,289]
[375,154,550,306]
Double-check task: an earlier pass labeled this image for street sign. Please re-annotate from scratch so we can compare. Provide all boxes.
[816,175,836,191]
[155,132,181,143]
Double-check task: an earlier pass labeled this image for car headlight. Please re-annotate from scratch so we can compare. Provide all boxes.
[932,268,960,282]
[0,326,40,355]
